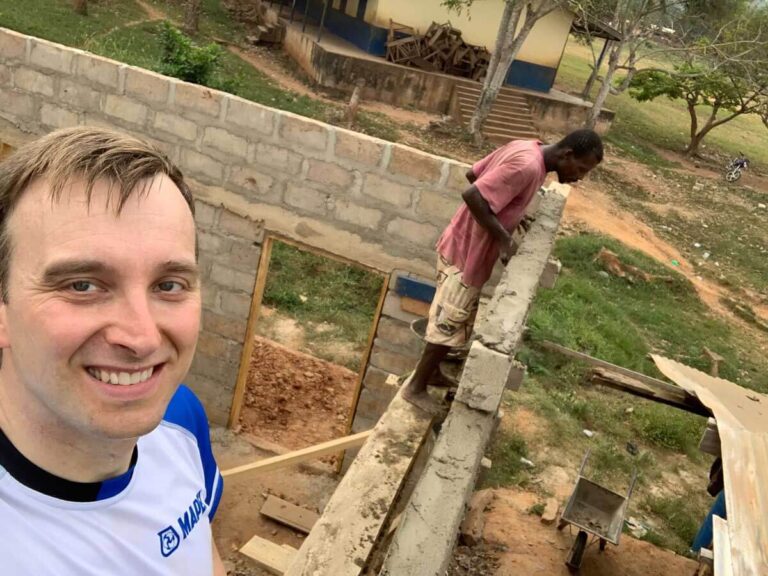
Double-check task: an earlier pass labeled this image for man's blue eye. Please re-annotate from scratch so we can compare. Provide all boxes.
[71,281,94,292]
[158,281,183,292]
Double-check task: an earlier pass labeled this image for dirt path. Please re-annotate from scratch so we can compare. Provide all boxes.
[135,0,166,21]
[476,488,698,576]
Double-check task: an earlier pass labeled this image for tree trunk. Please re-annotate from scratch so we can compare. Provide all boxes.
[484,0,517,85]
[73,0,87,16]
[687,100,698,144]
[184,0,202,34]
[581,39,610,99]
[586,38,622,129]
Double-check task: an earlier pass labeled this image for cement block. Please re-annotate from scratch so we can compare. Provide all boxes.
[0,29,28,62]
[211,263,256,295]
[0,87,36,121]
[124,66,170,104]
[75,53,119,89]
[59,78,101,110]
[40,102,79,129]
[198,230,233,254]
[218,288,253,319]
[179,149,224,183]
[201,283,218,309]
[202,310,248,343]
[334,200,383,229]
[223,240,261,269]
[202,126,248,158]
[0,64,9,87]
[369,340,418,375]
[306,158,354,189]
[228,165,276,199]
[381,291,422,325]
[363,365,393,392]
[194,201,218,227]
[356,386,397,420]
[197,331,241,365]
[103,94,148,126]
[29,39,74,74]
[190,352,240,388]
[154,111,198,142]
[226,96,275,135]
[173,80,221,117]
[376,316,423,352]
[13,68,55,97]
[285,183,332,215]
[455,341,513,413]
[334,130,385,167]
[184,373,231,426]
[525,188,544,217]
[388,145,444,184]
[386,217,439,246]
[539,258,562,289]
[217,209,265,243]
[279,114,328,151]
[253,142,303,175]
[362,173,412,208]
[445,161,472,191]
[417,190,461,224]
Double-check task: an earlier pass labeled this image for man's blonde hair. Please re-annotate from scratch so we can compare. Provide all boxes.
[0,126,195,301]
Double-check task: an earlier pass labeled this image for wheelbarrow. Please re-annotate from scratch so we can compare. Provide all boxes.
[557,449,638,571]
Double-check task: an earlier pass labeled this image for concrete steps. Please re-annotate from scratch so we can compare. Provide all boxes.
[453,82,539,144]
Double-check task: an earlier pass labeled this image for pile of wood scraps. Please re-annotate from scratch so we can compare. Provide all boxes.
[385,20,491,80]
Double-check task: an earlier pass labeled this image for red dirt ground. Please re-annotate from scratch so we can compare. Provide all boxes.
[237,336,359,457]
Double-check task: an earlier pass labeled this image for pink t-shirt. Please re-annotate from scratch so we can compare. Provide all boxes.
[436,140,546,287]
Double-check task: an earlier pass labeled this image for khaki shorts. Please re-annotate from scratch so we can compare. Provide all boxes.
[425,256,481,348]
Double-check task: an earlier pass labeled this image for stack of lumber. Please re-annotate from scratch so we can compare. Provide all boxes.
[386,21,491,80]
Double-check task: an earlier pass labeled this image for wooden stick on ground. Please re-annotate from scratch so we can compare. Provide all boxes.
[221,430,372,478]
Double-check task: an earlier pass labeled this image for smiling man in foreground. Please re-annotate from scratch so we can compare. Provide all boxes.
[0,127,225,575]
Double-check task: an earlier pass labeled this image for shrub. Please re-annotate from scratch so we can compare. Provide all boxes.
[158,21,222,87]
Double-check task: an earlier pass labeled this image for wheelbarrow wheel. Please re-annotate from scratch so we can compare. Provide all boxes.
[566,530,588,572]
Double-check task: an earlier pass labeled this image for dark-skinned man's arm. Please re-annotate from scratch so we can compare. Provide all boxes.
[461,185,517,264]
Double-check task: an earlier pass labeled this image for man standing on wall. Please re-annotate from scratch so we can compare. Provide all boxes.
[402,129,604,412]
[0,127,226,575]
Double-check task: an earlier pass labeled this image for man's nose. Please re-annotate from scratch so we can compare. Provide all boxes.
[103,292,163,357]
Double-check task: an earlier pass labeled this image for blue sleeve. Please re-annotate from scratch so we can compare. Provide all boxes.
[163,385,224,521]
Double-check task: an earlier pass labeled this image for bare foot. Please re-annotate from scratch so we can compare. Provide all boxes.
[402,381,440,415]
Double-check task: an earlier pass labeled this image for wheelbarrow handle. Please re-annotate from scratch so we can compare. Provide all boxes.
[578,448,591,477]
[626,468,639,500]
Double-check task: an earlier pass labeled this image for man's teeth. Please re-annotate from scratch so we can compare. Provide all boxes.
[88,367,154,386]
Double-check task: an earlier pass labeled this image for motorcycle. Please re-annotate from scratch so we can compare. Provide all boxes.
[725,153,749,182]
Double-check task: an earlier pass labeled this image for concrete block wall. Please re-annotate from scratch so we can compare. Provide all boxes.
[0,27,471,427]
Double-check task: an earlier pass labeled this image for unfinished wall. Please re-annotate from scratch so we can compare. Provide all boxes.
[0,27,469,426]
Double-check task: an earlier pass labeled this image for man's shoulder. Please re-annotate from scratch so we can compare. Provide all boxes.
[161,385,209,442]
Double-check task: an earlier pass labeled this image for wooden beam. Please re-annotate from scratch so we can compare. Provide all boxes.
[240,535,296,575]
[713,516,734,576]
[260,495,319,534]
[538,340,682,394]
[284,391,432,576]
[589,367,711,417]
[221,430,372,478]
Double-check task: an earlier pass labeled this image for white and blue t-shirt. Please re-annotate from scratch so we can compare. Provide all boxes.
[0,385,224,575]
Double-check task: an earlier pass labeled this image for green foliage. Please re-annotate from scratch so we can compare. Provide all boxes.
[262,241,384,352]
[644,495,705,552]
[481,430,530,488]
[157,21,224,87]
[528,502,546,516]
[633,405,703,453]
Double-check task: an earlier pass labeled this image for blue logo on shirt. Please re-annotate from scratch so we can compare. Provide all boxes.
[158,526,180,557]
[158,490,208,557]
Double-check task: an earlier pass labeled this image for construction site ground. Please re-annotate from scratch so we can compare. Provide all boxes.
[4,2,768,573]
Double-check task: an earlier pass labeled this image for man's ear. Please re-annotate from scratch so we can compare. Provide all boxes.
[0,293,10,349]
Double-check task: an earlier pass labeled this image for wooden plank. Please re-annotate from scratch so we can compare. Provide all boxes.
[540,340,681,394]
[221,430,372,478]
[228,236,273,427]
[261,495,319,534]
[240,535,297,575]
[284,391,432,576]
[589,367,711,416]
[713,516,734,576]
[652,356,768,576]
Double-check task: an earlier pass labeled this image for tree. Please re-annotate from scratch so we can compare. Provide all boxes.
[628,11,768,155]
[443,0,567,144]
[73,0,87,16]
[184,0,202,35]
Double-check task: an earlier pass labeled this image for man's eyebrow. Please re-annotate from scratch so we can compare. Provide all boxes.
[160,260,200,279]
[41,260,112,284]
